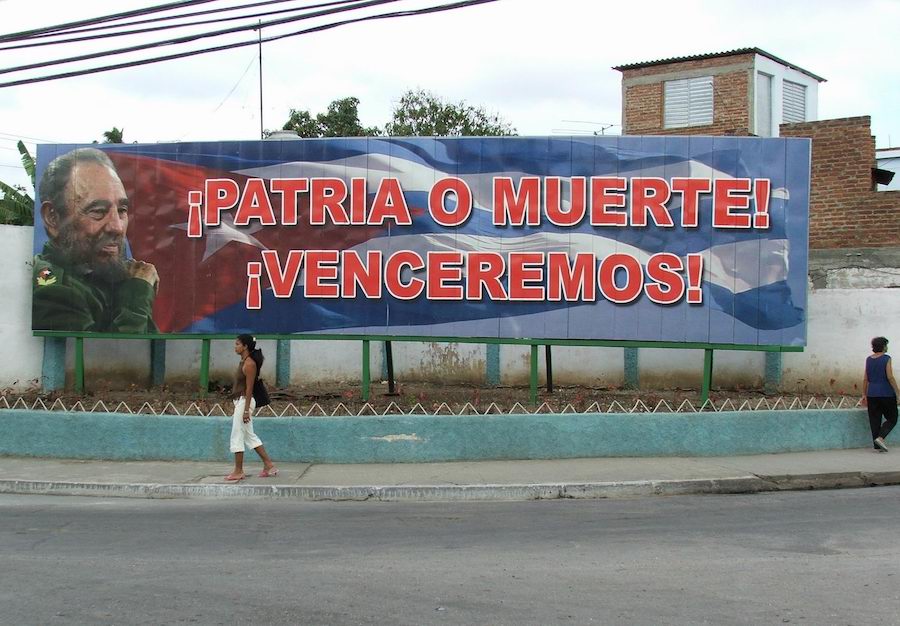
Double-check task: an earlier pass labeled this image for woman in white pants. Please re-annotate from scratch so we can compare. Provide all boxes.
[225,334,277,481]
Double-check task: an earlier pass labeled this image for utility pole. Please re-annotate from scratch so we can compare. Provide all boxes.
[258,21,264,140]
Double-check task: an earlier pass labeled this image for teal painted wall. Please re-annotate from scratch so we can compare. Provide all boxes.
[0,409,878,463]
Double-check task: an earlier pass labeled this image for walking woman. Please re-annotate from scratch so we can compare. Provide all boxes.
[226,334,278,481]
[863,336,899,452]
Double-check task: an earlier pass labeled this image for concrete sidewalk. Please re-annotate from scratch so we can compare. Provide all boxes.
[2,448,900,501]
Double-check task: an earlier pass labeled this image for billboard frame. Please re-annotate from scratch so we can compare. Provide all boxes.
[34,330,804,404]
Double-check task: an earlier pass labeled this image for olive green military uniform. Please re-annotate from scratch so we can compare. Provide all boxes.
[32,241,157,333]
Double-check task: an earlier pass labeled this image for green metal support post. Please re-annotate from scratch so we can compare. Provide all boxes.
[199,339,210,396]
[764,351,783,395]
[384,340,396,394]
[485,343,500,386]
[74,337,84,394]
[361,340,371,401]
[545,344,553,393]
[529,343,539,405]
[31,331,803,406]
[701,348,714,404]
[150,339,166,387]
[41,337,66,392]
[624,347,640,390]
[276,339,291,388]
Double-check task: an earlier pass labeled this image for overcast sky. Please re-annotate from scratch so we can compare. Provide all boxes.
[1,0,899,191]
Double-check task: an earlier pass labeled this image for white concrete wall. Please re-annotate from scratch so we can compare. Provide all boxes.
[32,297,900,394]
[67,338,151,389]
[290,339,372,384]
[0,225,44,391]
[4,220,898,394]
[500,345,624,387]
[819,267,899,290]
[783,288,900,394]
[392,341,484,384]
[640,349,765,389]
[31,290,900,393]
[179,338,278,387]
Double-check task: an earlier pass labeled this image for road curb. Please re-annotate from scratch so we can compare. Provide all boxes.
[756,471,900,491]
[0,477,758,501]
[2,472,898,502]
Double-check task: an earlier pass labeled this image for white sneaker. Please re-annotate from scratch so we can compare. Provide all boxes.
[874,437,889,452]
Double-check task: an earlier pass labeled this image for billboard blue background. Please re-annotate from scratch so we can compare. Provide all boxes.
[34,136,810,345]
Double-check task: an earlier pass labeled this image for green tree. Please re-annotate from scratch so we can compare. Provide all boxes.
[318,97,380,137]
[0,140,35,226]
[102,127,125,143]
[273,97,381,138]
[279,109,322,138]
[385,89,516,137]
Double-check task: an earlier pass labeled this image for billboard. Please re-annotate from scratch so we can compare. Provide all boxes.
[32,136,809,346]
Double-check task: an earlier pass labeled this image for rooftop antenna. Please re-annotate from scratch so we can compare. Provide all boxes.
[562,120,618,135]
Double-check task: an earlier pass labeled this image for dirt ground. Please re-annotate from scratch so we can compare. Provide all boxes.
[3,380,858,415]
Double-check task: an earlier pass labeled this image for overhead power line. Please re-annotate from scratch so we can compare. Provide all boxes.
[0,0,220,43]
[0,0,401,76]
[0,0,364,50]
[0,0,499,89]
[0,131,51,142]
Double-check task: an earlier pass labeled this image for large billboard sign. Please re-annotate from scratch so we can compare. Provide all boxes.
[32,136,809,345]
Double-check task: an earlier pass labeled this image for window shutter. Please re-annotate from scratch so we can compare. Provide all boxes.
[664,80,690,128]
[782,80,807,123]
[664,76,713,129]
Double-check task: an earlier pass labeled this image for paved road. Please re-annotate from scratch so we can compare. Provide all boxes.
[2,488,898,625]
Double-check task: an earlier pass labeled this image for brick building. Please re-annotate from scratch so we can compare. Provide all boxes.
[613,48,822,137]
[780,117,899,251]
[613,49,899,287]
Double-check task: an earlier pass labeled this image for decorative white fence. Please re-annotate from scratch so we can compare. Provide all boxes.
[1,394,864,417]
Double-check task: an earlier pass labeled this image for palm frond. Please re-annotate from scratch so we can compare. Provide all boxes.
[17,141,35,187]
[0,179,34,225]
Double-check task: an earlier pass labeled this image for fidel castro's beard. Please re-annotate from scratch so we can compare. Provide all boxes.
[57,225,129,283]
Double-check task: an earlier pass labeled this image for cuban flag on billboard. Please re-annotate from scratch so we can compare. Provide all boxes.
[33,136,809,346]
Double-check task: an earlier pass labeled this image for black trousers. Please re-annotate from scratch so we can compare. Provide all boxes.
[867,396,898,445]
